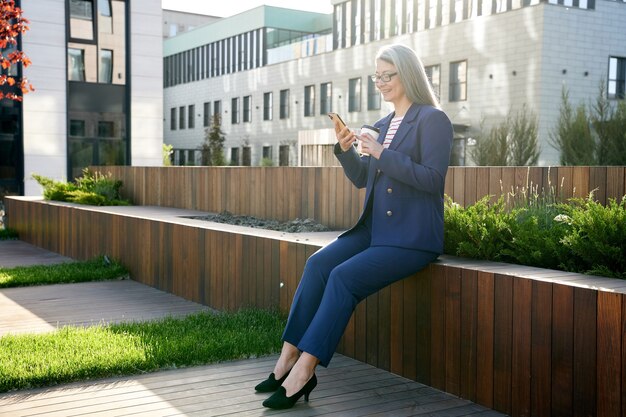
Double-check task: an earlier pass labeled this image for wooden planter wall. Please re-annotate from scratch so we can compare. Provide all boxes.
[6,197,626,416]
[98,166,626,230]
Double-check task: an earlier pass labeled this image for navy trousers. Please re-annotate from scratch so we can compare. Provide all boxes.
[282,223,438,367]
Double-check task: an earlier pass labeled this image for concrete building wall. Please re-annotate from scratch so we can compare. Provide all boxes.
[22,0,68,195]
[130,0,164,167]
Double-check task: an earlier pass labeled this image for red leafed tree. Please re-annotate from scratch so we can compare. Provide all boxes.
[0,0,34,101]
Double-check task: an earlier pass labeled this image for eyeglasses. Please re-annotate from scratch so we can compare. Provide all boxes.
[369,72,398,83]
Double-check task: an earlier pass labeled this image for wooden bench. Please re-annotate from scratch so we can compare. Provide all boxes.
[5,196,626,416]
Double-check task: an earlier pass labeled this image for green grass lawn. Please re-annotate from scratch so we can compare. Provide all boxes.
[0,256,128,288]
[0,308,285,393]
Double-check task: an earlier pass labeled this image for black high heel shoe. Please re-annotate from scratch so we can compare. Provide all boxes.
[254,370,290,392]
[262,374,317,409]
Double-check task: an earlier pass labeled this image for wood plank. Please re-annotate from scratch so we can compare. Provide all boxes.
[475,167,490,205]
[464,167,478,207]
[531,281,552,416]
[493,274,513,415]
[589,166,607,204]
[354,297,367,363]
[606,166,625,203]
[445,266,462,396]
[476,271,494,408]
[377,285,391,371]
[573,288,597,417]
[552,284,574,417]
[366,292,379,367]
[511,278,532,417]
[488,167,502,205]
[597,291,622,417]
[414,269,431,384]
[389,280,404,376]
[453,167,465,206]
[430,264,446,390]
[460,269,478,402]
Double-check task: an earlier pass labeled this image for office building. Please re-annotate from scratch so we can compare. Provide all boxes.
[0,0,163,196]
[163,0,626,167]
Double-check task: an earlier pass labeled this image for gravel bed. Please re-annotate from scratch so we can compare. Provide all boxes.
[185,211,333,233]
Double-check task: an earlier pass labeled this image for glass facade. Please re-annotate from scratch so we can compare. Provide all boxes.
[67,0,128,180]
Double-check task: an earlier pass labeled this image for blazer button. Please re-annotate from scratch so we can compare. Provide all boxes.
[386,210,393,217]
[387,188,393,194]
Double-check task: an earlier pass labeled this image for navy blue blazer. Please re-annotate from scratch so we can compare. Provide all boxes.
[335,103,453,254]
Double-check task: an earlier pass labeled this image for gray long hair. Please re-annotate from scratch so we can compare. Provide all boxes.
[376,44,440,109]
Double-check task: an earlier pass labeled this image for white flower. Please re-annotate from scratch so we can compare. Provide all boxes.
[554,214,572,224]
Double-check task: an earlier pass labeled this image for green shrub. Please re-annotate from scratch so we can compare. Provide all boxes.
[444,192,626,279]
[32,169,130,206]
[444,196,516,262]
[559,196,626,278]
[0,228,18,240]
[31,174,77,202]
[260,157,275,167]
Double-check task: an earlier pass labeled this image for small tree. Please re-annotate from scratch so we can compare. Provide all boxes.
[591,81,626,166]
[469,106,539,166]
[508,104,540,166]
[199,114,226,166]
[0,0,34,101]
[549,88,595,165]
[469,119,508,166]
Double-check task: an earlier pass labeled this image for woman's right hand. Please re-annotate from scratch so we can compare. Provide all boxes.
[336,126,357,153]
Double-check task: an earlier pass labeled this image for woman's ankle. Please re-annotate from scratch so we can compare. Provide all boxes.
[273,345,300,378]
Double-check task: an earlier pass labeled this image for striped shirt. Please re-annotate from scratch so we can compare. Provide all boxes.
[383,116,403,148]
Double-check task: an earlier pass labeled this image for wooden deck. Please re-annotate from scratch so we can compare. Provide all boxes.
[0,354,504,416]
[0,241,504,416]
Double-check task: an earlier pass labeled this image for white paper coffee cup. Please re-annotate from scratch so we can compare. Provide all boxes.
[358,125,380,155]
[360,125,380,141]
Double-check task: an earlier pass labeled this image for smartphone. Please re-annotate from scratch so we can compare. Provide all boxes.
[328,112,347,132]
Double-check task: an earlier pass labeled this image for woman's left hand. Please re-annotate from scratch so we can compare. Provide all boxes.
[359,133,384,159]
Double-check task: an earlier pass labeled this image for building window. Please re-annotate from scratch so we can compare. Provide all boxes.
[188,104,195,129]
[231,97,240,124]
[179,106,186,129]
[69,0,94,41]
[608,56,626,99]
[304,85,315,117]
[320,82,332,114]
[68,48,86,81]
[263,92,273,120]
[243,95,252,122]
[231,147,240,165]
[70,120,86,136]
[279,144,290,166]
[70,0,93,19]
[98,121,115,138]
[367,77,380,110]
[280,89,290,119]
[99,49,112,83]
[170,108,177,130]
[425,64,441,99]
[213,100,221,116]
[242,146,251,166]
[203,102,210,127]
[449,60,467,102]
[349,77,361,112]
[262,146,272,159]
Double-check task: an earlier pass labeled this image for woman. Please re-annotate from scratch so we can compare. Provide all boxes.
[257,43,454,410]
